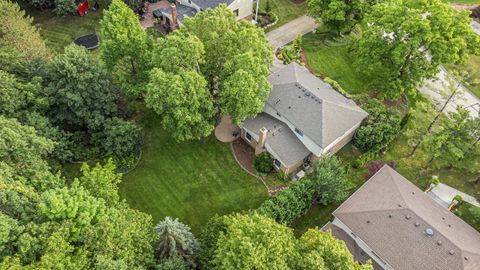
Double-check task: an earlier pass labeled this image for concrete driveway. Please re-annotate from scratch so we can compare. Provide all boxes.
[266,15,318,49]
[420,67,480,118]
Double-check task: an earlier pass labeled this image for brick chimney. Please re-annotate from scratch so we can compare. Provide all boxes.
[255,127,268,155]
[170,3,177,30]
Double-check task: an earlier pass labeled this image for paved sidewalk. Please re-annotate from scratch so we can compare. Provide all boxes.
[473,21,480,35]
[266,15,317,49]
[420,67,480,118]
[429,183,480,208]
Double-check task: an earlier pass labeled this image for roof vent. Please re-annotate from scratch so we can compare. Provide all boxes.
[425,228,434,237]
[449,250,455,255]
[366,220,370,224]
[298,95,301,99]
[412,192,415,195]
[397,204,402,207]
[442,217,445,220]
[405,215,411,220]
[305,92,310,97]
[448,224,451,228]
[464,257,469,261]
[288,106,291,109]
[415,222,420,227]
[388,215,392,218]
[437,240,442,246]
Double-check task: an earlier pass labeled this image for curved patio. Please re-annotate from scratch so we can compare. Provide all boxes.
[214,115,240,143]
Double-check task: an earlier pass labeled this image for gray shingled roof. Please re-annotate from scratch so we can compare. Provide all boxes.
[158,4,198,23]
[267,63,368,148]
[243,113,310,167]
[191,0,235,10]
[333,165,480,270]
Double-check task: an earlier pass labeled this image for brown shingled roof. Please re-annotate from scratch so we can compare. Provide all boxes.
[333,165,480,270]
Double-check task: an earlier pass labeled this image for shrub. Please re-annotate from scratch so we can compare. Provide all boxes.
[310,156,350,205]
[276,171,289,182]
[352,150,378,169]
[257,179,315,225]
[430,177,440,186]
[354,99,401,152]
[253,152,273,174]
[54,0,77,16]
[453,195,463,204]
[324,77,350,98]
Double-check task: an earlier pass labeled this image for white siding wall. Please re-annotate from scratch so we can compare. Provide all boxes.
[321,122,361,155]
[227,0,253,20]
[263,104,323,156]
[332,218,394,270]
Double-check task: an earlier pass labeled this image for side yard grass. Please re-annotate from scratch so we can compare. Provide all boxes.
[301,31,371,95]
[25,2,105,53]
[456,202,480,231]
[260,0,307,31]
[118,111,268,233]
[451,54,480,98]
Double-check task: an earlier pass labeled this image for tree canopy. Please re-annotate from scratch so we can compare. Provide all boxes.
[0,0,50,60]
[101,0,151,96]
[200,213,372,269]
[354,99,401,152]
[308,0,366,34]
[353,0,480,99]
[145,5,272,141]
[310,156,350,205]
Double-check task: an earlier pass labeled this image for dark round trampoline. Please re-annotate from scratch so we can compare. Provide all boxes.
[74,33,100,50]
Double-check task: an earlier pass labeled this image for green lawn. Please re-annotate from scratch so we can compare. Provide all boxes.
[118,111,268,233]
[301,32,371,95]
[260,0,308,31]
[452,54,480,98]
[25,2,105,53]
[456,202,480,232]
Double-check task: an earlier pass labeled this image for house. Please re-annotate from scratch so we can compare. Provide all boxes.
[241,62,368,174]
[324,165,480,270]
[154,0,253,30]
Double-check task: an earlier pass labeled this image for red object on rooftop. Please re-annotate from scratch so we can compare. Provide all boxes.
[78,1,89,16]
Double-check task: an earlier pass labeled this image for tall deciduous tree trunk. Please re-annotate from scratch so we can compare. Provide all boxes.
[409,76,463,156]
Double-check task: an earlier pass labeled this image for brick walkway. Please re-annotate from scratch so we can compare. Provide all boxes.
[232,139,256,175]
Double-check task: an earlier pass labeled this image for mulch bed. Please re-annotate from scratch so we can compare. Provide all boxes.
[232,139,256,176]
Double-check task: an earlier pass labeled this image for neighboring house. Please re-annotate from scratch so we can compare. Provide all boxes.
[241,63,368,174]
[324,165,480,270]
[154,0,253,30]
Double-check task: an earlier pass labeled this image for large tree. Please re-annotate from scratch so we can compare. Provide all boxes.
[211,213,297,269]
[101,0,150,96]
[0,0,50,60]
[353,0,480,99]
[294,229,372,270]
[424,108,474,168]
[308,0,366,34]
[0,127,157,268]
[46,44,140,160]
[354,99,401,152]
[200,213,372,269]
[154,217,199,267]
[310,156,350,205]
[145,68,215,141]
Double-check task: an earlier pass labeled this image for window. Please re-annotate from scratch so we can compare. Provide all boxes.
[245,132,252,142]
[273,159,281,169]
[233,9,239,16]
[294,128,303,136]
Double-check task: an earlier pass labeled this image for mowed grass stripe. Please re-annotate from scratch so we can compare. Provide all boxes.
[119,111,268,233]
